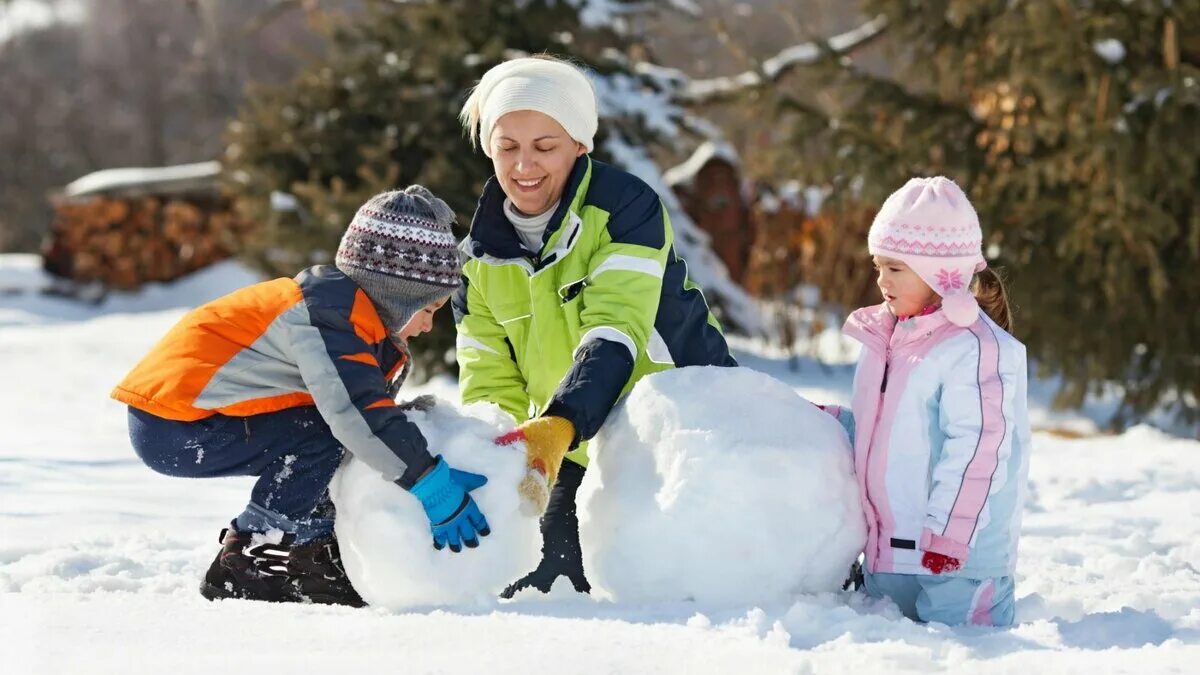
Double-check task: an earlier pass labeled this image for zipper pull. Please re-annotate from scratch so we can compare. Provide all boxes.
[880,362,890,393]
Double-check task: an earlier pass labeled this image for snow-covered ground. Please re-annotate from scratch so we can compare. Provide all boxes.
[2,254,1198,673]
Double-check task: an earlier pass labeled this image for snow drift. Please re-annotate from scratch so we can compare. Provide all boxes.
[330,400,541,609]
[578,366,866,604]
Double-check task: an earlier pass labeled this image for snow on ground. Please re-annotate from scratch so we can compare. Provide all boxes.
[2,255,1198,673]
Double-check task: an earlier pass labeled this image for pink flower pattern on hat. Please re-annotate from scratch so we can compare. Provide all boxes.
[936,268,964,293]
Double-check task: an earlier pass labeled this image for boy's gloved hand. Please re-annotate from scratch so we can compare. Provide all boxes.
[921,550,962,575]
[408,456,490,553]
[495,416,576,516]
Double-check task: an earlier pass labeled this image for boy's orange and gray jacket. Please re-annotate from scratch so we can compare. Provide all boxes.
[111,265,436,488]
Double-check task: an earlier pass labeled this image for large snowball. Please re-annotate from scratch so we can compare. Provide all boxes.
[330,401,541,609]
[578,367,866,604]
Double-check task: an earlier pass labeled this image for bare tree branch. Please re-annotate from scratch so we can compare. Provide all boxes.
[677,14,888,104]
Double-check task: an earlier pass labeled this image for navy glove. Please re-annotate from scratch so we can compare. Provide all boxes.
[408,456,490,553]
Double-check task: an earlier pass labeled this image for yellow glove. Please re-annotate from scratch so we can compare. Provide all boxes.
[495,416,576,515]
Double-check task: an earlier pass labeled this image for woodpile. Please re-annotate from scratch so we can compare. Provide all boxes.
[41,162,254,290]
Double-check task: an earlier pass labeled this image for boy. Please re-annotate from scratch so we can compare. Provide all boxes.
[113,186,490,607]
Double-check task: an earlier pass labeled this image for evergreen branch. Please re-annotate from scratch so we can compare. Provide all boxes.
[676,14,888,104]
[773,94,901,164]
[818,54,978,126]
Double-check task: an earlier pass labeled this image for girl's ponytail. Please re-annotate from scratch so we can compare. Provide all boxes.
[973,267,1012,333]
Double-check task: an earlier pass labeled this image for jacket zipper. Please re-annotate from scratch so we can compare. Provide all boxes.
[866,346,891,566]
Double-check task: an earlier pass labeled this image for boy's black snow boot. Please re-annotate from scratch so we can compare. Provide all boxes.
[199,527,301,603]
[289,535,367,608]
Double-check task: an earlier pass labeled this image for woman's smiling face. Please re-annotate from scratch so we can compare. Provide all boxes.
[489,110,586,216]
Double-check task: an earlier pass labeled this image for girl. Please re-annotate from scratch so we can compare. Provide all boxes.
[827,177,1031,626]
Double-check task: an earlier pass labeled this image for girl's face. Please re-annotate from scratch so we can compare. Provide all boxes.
[489,110,587,216]
[396,298,446,343]
[873,255,940,318]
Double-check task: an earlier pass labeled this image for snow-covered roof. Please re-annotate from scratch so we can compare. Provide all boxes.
[62,161,222,201]
[663,141,740,188]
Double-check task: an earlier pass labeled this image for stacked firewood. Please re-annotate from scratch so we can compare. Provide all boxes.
[42,194,253,290]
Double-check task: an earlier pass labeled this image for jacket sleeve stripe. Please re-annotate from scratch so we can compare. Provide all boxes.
[590,254,664,280]
[456,334,502,356]
[941,320,1008,544]
[340,352,380,367]
[574,326,637,362]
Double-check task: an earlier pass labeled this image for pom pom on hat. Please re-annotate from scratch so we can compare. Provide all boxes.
[941,292,981,327]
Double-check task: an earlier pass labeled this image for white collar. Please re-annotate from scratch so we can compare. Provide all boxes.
[504,198,560,252]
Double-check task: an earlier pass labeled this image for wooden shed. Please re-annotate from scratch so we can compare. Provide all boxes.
[665,142,755,284]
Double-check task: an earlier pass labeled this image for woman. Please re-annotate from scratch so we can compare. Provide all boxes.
[454,56,737,597]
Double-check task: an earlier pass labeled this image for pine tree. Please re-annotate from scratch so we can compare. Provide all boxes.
[223,0,649,379]
[775,1,1199,425]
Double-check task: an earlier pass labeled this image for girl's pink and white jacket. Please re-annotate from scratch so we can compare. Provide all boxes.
[836,304,1032,579]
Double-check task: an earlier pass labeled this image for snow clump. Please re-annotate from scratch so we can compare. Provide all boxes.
[331,400,541,609]
[578,366,866,604]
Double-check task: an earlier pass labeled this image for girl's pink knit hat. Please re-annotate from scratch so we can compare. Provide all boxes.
[867,177,987,327]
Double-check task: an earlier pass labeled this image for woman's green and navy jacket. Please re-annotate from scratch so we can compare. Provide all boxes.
[453,155,736,467]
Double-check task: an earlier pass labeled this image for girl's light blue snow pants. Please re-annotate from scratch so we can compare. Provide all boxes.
[863,571,1015,627]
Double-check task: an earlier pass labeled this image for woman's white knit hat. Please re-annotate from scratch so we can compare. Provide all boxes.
[460,57,598,157]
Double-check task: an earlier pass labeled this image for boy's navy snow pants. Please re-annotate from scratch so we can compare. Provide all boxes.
[127,405,343,542]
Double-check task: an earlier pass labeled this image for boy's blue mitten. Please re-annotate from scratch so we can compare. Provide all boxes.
[408,456,490,553]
